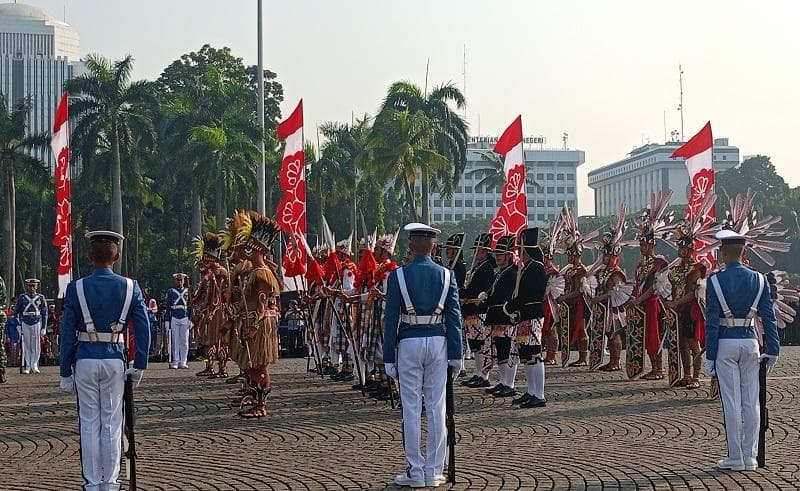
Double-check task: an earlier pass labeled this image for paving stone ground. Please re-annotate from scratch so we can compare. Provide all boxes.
[2,348,800,490]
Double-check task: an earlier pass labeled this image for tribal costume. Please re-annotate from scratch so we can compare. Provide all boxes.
[192,233,225,377]
[220,211,251,384]
[460,233,496,388]
[539,217,565,365]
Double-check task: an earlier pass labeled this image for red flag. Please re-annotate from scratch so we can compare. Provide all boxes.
[276,100,307,280]
[488,116,527,245]
[672,122,715,263]
[51,92,72,298]
[305,256,325,284]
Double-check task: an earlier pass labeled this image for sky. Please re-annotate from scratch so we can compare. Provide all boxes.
[16,0,800,215]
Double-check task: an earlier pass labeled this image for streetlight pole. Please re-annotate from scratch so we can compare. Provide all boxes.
[256,0,266,214]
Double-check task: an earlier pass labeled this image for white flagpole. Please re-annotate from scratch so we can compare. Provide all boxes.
[256,0,266,214]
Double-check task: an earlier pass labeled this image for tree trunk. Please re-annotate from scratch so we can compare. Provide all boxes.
[111,127,124,273]
[421,171,430,224]
[215,171,226,231]
[404,178,419,221]
[191,185,203,283]
[134,212,140,275]
[3,167,16,297]
[32,204,42,281]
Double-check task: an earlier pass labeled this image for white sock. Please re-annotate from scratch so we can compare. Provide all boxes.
[532,361,545,399]
[506,362,518,389]
[525,364,536,396]
[474,353,484,378]
[497,364,506,387]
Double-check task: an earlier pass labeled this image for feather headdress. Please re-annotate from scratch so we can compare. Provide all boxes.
[767,271,798,329]
[600,202,630,256]
[193,232,223,264]
[541,213,564,259]
[560,203,599,256]
[376,228,400,255]
[721,188,791,266]
[634,190,676,244]
[665,190,720,255]
[220,210,249,252]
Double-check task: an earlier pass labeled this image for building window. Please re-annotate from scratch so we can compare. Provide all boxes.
[547,173,555,180]
[465,212,473,218]
[434,214,442,221]
[496,199,502,207]
[445,213,453,221]
[537,173,545,180]
[557,187,564,194]
[465,186,473,193]
[547,187,555,194]
[476,199,483,207]
[722,155,727,160]
[537,200,545,207]
[547,199,555,207]
[527,199,535,207]
[434,200,442,207]
[445,200,452,207]
[567,173,574,180]
[537,214,545,221]
[455,214,463,221]
[567,187,575,194]
[557,173,565,180]
[568,200,575,207]
[475,185,483,193]
[465,200,473,207]
[456,186,463,193]
[455,200,463,207]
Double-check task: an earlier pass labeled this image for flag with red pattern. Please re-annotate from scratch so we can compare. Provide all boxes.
[51,92,72,298]
[488,116,527,245]
[276,100,307,281]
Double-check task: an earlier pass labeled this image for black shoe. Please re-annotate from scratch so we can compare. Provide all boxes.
[329,371,343,380]
[0,368,5,384]
[519,396,547,408]
[460,375,479,387]
[493,386,517,398]
[512,392,532,405]
[486,383,506,395]
[352,383,364,391]
[469,377,492,388]
[323,366,337,375]
[341,374,355,382]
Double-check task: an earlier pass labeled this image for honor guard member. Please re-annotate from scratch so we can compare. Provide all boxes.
[0,274,7,382]
[705,229,779,472]
[384,223,463,488]
[460,233,496,388]
[480,235,518,398]
[504,228,548,408]
[166,273,192,369]
[442,232,467,288]
[14,278,48,374]
[59,231,151,491]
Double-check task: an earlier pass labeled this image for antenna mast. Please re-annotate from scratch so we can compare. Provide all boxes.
[678,64,685,141]
[462,44,467,120]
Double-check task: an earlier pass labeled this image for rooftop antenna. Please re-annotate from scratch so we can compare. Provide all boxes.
[562,132,569,150]
[663,110,667,143]
[678,64,685,141]
[462,44,467,120]
[424,58,430,96]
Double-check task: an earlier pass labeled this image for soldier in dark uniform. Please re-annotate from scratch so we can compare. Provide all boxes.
[479,235,518,398]
[460,233,496,388]
[505,227,548,408]
[0,274,6,383]
[442,232,466,288]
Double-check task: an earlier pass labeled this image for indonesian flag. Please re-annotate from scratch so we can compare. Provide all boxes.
[276,100,307,286]
[671,122,715,262]
[51,92,72,298]
[488,116,527,245]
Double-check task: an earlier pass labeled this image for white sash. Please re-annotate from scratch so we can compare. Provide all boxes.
[76,278,135,340]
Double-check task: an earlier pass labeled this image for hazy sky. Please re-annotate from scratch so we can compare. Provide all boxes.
[17,0,800,215]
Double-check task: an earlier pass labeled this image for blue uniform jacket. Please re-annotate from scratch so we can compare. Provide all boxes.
[705,261,779,361]
[164,287,191,321]
[383,255,463,364]
[14,293,48,326]
[59,268,151,377]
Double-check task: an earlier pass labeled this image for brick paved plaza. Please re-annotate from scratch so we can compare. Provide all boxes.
[2,348,799,490]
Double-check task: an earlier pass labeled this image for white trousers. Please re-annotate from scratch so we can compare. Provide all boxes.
[170,317,191,366]
[20,322,42,370]
[75,358,125,491]
[716,338,760,462]
[397,336,448,481]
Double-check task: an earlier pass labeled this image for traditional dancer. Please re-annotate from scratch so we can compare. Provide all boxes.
[460,233,496,388]
[479,235,518,398]
[505,227,549,408]
[540,218,565,366]
[628,191,674,380]
[236,212,282,418]
[329,235,358,382]
[557,206,599,367]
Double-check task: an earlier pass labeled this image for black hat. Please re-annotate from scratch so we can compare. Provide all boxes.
[518,227,539,252]
[493,235,516,255]
[443,232,465,249]
[469,232,493,250]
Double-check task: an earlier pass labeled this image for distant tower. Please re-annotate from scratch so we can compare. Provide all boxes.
[0,2,84,170]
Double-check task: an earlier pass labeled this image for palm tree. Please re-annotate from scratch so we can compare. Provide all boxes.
[465,149,542,193]
[358,109,447,221]
[0,94,49,296]
[66,54,156,271]
[381,81,469,222]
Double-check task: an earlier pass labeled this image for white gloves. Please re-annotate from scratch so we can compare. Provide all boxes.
[384,363,398,381]
[448,359,464,379]
[704,360,716,376]
[477,292,488,302]
[40,329,46,336]
[60,376,75,394]
[759,353,779,374]
[125,368,145,386]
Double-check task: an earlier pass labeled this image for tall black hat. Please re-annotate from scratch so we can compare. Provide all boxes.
[493,235,516,255]
[443,232,465,249]
[469,232,493,250]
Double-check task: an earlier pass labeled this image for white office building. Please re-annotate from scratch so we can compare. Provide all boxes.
[588,139,739,217]
[421,137,586,226]
[0,2,83,170]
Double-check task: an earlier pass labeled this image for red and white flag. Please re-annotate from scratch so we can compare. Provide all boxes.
[51,92,72,298]
[488,116,528,244]
[671,122,715,261]
[276,100,307,285]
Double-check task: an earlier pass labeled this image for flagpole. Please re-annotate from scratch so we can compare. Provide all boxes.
[256,0,266,214]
